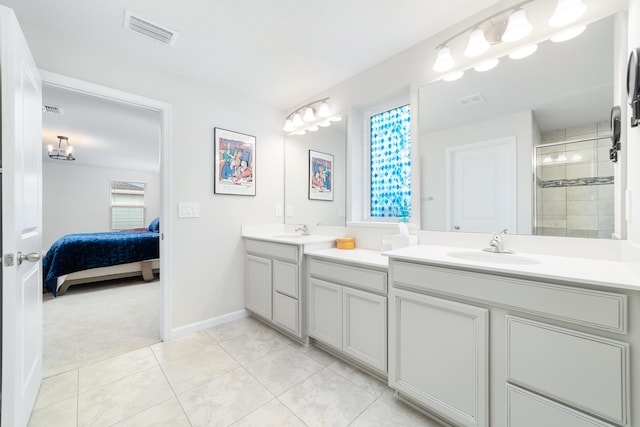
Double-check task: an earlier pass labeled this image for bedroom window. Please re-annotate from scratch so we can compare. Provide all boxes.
[110,180,146,230]
[367,103,412,220]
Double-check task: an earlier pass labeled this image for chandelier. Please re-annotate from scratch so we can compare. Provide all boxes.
[47,135,75,161]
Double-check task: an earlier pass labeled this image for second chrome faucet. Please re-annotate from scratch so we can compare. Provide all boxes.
[483,229,514,254]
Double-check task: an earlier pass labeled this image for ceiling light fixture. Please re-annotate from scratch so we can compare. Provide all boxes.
[548,0,587,27]
[474,58,499,72]
[443,71,464,82]
[550,25,586,42]
[464,28,490,57]
[508,44,538,59]
[501,9,533,42]
[47,135,76,161]
[433,46,455,72]
[431,0,588,76]
[283,98,338,135]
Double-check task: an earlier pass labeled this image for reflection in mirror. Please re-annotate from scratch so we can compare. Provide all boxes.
[284,117,346,226]
[420,15,616,238]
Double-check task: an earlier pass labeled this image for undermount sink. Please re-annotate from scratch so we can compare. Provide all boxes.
[446,251,541,265]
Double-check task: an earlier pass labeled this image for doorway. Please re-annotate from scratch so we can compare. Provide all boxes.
[39,71,172,370]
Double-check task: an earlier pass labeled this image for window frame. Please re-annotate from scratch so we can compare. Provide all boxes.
[364,97,412,222]
[109,179,147,231]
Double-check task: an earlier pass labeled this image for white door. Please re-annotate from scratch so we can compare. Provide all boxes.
[446,137,517,233]
[1,6,43,427]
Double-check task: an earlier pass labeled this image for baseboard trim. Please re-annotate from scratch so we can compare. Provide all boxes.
[167,309,249,340]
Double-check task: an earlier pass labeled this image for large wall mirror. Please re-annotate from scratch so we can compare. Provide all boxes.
[419,14,620,238]
[284,118,347,226]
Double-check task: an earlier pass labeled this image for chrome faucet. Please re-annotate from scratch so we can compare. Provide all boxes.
[294,224,309,236]
[484,229,514,254]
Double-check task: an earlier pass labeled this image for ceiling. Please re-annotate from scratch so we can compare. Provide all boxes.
[1,0,503,109]
[42,86,161,172]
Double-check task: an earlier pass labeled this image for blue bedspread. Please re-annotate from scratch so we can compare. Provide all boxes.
[42,231,159,296]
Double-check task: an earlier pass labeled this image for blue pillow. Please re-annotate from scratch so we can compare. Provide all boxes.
[148,217,160,233]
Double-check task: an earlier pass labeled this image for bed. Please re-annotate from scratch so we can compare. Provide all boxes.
[43,218,160,296]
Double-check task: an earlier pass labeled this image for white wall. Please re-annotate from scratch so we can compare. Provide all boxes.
[42,162,160,250]
[421,110,533,234]
[627,0,640,247]
[21,24,284,332]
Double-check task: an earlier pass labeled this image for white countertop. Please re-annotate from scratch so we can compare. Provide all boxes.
[242,233,337,246]
[304,247,388,269]
[384,244,640,291]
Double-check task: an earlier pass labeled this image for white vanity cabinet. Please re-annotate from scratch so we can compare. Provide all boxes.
[307,257,388,374]
[244,239,303,340]
[388,259,635,427]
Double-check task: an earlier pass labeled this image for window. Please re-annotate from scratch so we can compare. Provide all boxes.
[368,104,411,219]
[110,180,146,230]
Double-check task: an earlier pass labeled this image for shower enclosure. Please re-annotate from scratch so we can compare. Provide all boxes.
[534,128,614,239]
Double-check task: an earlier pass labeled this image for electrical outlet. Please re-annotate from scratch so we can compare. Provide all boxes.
[275,204,283,217]
[178,202,200,218]
[286,205,293,217]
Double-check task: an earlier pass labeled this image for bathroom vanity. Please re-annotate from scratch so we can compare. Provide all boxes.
[386,245,640,427]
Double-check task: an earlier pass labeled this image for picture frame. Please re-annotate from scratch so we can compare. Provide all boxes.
[214,127,256,196]
[308,150,334,201]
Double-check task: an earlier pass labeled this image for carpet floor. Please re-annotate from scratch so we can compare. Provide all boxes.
[42,278,161,378]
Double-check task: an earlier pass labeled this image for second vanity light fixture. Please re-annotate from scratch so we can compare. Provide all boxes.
[433,0,587,77]
[283,98,341,135]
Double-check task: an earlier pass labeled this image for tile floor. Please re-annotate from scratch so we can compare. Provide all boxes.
[29,316,443,427]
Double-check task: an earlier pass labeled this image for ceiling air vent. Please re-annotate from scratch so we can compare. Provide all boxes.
[456,93,485,106]
[123,11,178,46]
[42,104,63,115]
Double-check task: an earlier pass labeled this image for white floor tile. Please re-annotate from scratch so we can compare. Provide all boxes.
[232,398,306,426]
[178,368,274,426]
[111,397,191,427]
[79,347,158,393]
[28,395,77,427]
[33,370,78,410]
[328,359,387,398]
[279,368,377,426]
[150,331,217,365]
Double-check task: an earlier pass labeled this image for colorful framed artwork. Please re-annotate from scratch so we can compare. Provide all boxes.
[309,150,334,201]
[214,127,256,196]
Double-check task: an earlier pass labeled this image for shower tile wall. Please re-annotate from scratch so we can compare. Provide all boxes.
[535,121,614,239]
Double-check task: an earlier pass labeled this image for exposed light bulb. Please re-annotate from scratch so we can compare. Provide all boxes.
[502,9,533,43]
[47,144,53,153]
[557,153,567,162]
[543,156,553,163]
[508,44,538,60]
[474,58,499,72]
[443,71,464,82]
[433,46,455,72]
[317,100,330,117]
[549,0,587,27]
[464,28,490,58]
[571,152,583,161]
[550,25,586,42]
[283,119,294,132]
[67,145,73,154]
[292,112,304,127]
[302,107,315,122]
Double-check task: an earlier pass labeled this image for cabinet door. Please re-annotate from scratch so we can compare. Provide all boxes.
[245,254,272,320]
[273,292,299,336]
[389,288,488,427]
[273,260,298,298]
[308,278,342,349]
[342,286,386,372]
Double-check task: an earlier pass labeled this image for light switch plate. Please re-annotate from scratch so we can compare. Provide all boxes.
[178,202,200,218]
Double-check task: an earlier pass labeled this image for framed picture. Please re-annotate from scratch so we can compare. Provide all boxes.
[309,150,334,201]
[214,127,256,196]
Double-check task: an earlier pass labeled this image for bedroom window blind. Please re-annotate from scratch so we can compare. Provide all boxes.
[110,180,146,230]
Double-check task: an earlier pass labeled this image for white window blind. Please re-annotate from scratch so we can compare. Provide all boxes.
[110,180,146,230]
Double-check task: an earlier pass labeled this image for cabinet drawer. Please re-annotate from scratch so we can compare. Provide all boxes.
[273,260,298,298]
[245,239,298,263]
[309,258,387,294]
[392,261,626,333]
[507,316,629,426]
[273,292,299,336]
[506,385,616,427]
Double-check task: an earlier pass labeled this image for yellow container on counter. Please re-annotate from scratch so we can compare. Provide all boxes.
[336,237,355,249]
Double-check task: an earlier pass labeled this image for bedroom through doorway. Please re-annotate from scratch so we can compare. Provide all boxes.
[40,75,168,378]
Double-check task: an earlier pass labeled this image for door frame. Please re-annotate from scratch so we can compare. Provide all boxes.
[39,70,173,340]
